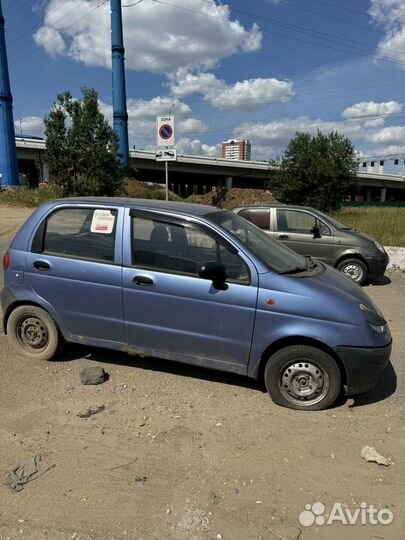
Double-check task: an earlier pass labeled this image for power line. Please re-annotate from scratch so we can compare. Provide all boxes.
[227,3,404,60]
[7,1,76,49]
[151,0,405,68]
[10,0,109,65]
[304,0,405,17]
[284,1,385,36]
[8,1,105,59]
[3,0,33,23]
[123,0,144,6]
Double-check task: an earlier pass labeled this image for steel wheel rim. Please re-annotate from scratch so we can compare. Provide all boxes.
[342,263,363,282]
[280,360,329,407]
[17,316,49,351]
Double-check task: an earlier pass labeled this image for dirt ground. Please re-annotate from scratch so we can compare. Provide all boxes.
[0,205,404,540]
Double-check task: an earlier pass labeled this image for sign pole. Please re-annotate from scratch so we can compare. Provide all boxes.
[165,160,169,201]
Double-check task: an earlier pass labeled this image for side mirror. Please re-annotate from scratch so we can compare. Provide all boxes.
[311,225,321,239]
[199,262,228,290]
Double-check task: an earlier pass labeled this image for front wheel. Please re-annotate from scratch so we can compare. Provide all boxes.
[6,305,60,361]
[336,258,368,285]
[264,345,341,411]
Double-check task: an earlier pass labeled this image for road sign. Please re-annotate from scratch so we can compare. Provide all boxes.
[156,148,177,161]
[156,116,175,147]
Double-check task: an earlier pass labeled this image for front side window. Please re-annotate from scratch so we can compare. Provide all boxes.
[36,207,117,262]
[132,216,249,284]
[277,209,316,234]
[276,209,331,236]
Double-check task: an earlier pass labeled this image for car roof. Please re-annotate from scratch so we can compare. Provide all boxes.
[55,197,218,217]
[234,204,320,212]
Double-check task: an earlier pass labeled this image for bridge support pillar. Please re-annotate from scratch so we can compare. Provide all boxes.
[380,187,387,202]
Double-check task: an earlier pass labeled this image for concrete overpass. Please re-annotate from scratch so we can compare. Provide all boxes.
[15,136,405,201]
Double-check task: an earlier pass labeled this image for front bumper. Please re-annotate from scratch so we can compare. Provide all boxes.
[366,253,389,280]
[335,341,392,396]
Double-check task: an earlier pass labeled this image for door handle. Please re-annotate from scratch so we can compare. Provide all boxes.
[278,234,289,239]
[133,276,154,286]
[33,260,51,270]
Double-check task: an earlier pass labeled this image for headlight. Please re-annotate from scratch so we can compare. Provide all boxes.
[359,303,387,334]
[374,241,385,254]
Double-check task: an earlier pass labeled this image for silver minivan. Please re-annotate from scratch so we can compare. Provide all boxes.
[233,205,389,285]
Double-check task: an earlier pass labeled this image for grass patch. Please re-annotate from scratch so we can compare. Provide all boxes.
[0,186,63,207]
[330,207,405,247]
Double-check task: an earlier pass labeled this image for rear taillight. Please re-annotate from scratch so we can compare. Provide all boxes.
[3,251,10,271]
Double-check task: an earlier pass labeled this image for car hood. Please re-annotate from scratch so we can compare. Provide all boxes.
[259,264,383,323]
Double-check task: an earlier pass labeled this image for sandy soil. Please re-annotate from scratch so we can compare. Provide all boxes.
[0,206,404,540]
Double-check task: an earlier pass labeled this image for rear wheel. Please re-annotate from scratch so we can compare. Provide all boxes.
[6,305,60,361]
[264,345,341,411]
[337,257,368,285]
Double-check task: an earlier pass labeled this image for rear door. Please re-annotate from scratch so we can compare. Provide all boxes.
[274,208,334,263]
[122,209,258,372]
[26,205,125,344]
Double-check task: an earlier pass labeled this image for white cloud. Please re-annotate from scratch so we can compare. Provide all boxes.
[33,25,66,57]
[176,138,220,157]
[359,144,405,159]
[15,116,45,137]
[369,0,405,68]
[364,126,405,144]
[170,71,294,111]
[170,72,222,99]
[234,116,362,150]
[34,0,262,74]
[342,100,403,119]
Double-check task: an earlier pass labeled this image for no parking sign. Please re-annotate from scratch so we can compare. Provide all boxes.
[156,116,175,147]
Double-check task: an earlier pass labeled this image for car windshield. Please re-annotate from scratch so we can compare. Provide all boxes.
[209,211,309,274]
[316,209,351,230]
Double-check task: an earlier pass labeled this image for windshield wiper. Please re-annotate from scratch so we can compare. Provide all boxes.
[279,266,308,275]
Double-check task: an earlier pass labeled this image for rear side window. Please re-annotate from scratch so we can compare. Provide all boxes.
[238,208,270,230]
[33,207,117,262]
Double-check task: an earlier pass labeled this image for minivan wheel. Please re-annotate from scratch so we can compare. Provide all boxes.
[264,345,341,411]
[337,258,368,285]
[7,306,60,361]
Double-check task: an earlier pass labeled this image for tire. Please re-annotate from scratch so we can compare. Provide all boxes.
[264,345,341,411]
[6,305,60,361]
[336,258,368,285]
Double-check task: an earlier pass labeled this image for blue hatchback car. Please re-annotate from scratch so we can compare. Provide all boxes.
[1,198,392,410]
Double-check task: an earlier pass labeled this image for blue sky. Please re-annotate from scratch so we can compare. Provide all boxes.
[3,0,405,170]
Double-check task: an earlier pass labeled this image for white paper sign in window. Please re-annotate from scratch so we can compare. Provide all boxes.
[90,209,116,234]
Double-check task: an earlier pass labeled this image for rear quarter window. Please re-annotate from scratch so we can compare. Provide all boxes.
[32,207,117,262]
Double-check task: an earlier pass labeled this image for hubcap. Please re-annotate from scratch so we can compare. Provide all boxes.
[280,361,329,406]
[18,317,49,350]
[342,263,362,282]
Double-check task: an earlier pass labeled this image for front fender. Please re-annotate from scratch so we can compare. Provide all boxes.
[333,248,367,267]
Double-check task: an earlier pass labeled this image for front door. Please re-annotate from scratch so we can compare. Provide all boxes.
[122,210,258,372]
[274,208,334,263]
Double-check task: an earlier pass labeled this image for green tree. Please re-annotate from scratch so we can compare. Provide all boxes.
[270,131,358,212]
[44,87,123,196]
